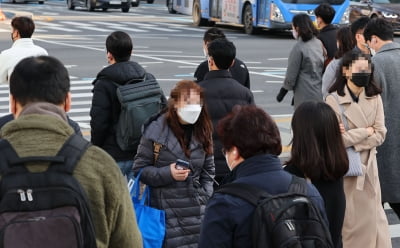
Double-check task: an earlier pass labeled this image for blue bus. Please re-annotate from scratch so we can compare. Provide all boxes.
[167,0,350,34]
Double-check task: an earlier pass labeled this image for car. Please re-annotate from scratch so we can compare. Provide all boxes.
[3,0,45,4]
[349,0,400,31]
[67,0,132,12]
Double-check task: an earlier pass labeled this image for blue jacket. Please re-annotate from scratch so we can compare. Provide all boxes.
[199,154,327,248]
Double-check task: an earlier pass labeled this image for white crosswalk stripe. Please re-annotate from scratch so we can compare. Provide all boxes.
[0,20,200,34]
[0,79,93,124]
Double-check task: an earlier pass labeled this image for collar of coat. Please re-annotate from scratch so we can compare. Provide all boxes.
[203,69,233,81]
[143,114,203,159]
[335,86,378,128]
[376,42,400,54]
[223,154,283,184]
[11,38,34,48]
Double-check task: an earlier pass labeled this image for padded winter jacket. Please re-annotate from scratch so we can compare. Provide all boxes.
[90,61,156,161]
[133,114,215,248]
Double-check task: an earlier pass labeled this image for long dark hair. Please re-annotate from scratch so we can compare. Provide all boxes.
[165,80,213,157]
[335,26,355,59]
[292,14,318,42]
[287,101,349,181]
[329,50,382,97]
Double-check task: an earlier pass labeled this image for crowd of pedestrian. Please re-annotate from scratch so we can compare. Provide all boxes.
[0,7,399,248]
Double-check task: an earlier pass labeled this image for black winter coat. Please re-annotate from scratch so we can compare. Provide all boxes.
[318,24,338,60]
[194,58,250,89]
[90,61,153,161]
[133,114,215,248]
[199,154,328,248]
[199,70,254,179]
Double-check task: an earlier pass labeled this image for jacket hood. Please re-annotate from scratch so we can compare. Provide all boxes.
[94,61,146,85]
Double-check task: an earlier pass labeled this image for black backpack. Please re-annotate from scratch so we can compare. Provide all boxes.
[114,72,166,152]
[0,134,97,248]
[216,176,334,248]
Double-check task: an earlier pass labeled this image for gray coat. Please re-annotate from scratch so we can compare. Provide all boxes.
[133,114,215,248]
[372,42,400,202]
[283,37,324,108]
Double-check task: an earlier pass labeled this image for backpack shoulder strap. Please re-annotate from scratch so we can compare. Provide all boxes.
[49,134,91,174]
[288,175,308,195]
[0,139,20,173]
[215,183,270,206]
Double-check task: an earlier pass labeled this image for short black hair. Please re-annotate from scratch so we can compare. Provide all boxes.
[10,56,70,106]
[207,38,236,70]
[203,27,226,44]
[364,18,394,42]
[350,16,370,35]
[106,31,132,62]
[11,16,35,38]
[292,14,318,42]
[314,3,336,24]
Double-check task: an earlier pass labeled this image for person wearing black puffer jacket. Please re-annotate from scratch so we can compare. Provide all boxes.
[199,39,254,188]
[90,31,158,180]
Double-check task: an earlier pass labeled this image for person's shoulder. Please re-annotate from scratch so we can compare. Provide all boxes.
[77,144,122,179]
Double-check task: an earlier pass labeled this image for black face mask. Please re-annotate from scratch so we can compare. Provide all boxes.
[351,72,371,87]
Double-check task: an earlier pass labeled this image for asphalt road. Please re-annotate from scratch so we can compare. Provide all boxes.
[0,0,400,243]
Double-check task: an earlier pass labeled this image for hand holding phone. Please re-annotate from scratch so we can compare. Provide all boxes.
[171,159,190,181]
[175,159,190,170]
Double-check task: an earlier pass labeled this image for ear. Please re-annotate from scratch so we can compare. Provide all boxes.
[64,92,72,112]
[231,146,240,160]
[10,94,21,118]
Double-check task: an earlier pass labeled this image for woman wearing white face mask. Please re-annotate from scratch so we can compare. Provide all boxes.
[133,80,215,248]
[276,13,325,109]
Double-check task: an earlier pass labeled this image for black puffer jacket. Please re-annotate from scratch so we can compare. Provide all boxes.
[90,61,153,161]
[199,70,254,180]
[133,114,215,248]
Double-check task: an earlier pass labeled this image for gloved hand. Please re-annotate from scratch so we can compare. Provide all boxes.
[276,87,288,102]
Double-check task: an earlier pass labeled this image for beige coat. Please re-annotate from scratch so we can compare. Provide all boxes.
[326,87,391,248]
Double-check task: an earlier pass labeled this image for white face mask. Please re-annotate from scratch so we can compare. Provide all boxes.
[292,29,298,40]
[370,48,376,56]
[224,154,233,171]
[203,48,208,58]
[177,104,202,124]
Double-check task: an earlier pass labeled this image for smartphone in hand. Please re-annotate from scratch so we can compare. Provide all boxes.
[175,159,190,170]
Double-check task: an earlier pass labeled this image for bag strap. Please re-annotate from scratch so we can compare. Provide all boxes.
[215,182,270,206]
[0,139,22,173]
[48,134,91,174]
[153,142,162,164]
[331,93,350,131]
[287,176,307,195]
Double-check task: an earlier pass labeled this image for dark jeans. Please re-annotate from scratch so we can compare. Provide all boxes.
[117,160,134,182]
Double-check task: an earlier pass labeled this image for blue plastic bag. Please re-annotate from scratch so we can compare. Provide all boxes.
[131,170,166,248]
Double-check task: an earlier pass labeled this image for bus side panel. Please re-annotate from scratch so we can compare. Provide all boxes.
[200,0,211,19]
[256,0,271,27]
[220,0,242,23]
[173,0,195,15]
[331,1,350,24]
